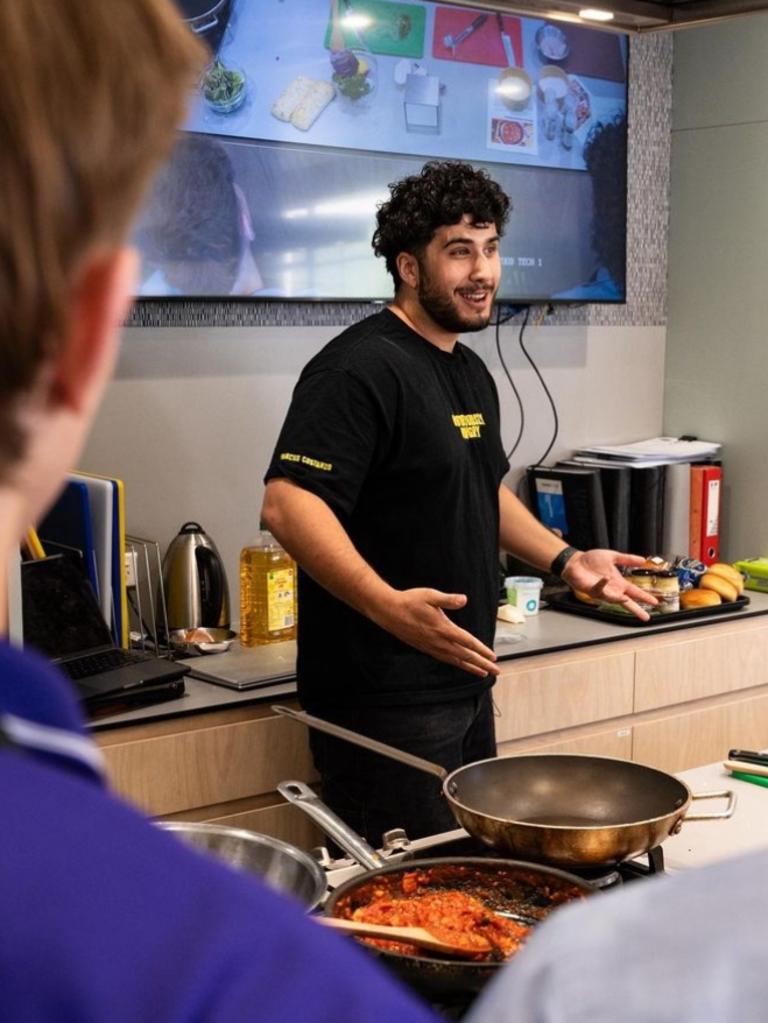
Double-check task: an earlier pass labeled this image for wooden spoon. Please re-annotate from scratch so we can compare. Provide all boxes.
[317,915,491,958]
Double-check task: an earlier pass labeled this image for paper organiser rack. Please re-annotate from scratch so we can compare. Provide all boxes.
[125,534,173,656]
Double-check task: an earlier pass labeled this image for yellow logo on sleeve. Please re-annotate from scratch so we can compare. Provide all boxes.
[451,413,486,440]
[280,452,333,472]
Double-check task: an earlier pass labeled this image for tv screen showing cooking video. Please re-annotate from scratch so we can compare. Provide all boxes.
[135,0,629,303]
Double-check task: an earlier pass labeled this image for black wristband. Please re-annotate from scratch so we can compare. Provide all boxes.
[550,545,579,579]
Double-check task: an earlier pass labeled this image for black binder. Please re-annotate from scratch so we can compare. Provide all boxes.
[558,460,631,551]
[527,465,610,551]
[627,463,666,556]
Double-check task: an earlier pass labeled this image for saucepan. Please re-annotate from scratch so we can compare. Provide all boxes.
[273,706,736,868]
[156,820,326,910]
[279,780,591,996]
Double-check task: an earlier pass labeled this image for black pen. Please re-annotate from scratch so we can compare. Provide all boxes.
[728,748,768,768]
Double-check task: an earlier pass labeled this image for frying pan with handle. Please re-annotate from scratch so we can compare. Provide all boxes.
[273,705,735,868]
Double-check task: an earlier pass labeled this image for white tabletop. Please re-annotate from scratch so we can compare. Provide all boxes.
[663,761,768,872]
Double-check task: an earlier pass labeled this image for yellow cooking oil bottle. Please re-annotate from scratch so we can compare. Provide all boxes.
[239,531,297,646]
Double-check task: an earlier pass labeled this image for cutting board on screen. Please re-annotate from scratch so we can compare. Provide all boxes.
[556,24,626,83]
[432,7,522,68]
[323,0,426,58]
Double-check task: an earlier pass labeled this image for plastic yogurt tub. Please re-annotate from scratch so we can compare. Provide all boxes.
[505,576,543,616]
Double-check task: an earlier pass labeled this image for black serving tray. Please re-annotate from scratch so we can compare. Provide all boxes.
[547,591,750,627]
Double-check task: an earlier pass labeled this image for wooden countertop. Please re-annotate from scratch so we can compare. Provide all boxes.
[90,590,768,734]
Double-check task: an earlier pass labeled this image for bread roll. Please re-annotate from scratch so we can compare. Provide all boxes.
[290,80,335,131]
[707,562,744,594]
[271,76,312,121]
[699,572,738,603]
[680,588,721,609]
[572,588,600,605]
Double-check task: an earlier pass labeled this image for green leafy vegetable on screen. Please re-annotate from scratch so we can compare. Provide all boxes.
[202,59,244,104]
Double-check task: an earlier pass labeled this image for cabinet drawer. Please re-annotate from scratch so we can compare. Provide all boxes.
[632,692,768,773]
[498,726,632,760]
[102,715,316,816]
[635,625,768,712]
[494,650,634,743]
[190,801,323,851]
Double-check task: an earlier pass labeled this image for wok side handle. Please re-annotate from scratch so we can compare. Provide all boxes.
[277,780,385,871]
[685,789,737,821]
[271,704,448,780]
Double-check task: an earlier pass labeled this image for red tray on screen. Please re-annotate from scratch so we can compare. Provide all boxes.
[547,591,750,627]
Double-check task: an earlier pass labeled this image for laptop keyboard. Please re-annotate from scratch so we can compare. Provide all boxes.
[61,649,144,680]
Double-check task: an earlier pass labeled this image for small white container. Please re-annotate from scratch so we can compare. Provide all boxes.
[505,576,543,616]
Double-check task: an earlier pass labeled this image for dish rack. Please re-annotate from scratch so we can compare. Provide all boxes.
[125,534,172,656]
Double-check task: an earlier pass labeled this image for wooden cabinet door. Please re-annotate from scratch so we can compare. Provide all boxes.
[635,620,768,713]
[498,726,632,759]
[101,713,316,816]
[633,692,768,774]
[494,649,634,744]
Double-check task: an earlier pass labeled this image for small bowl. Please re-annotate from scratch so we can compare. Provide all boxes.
[201,60,248,115]
[537,65,569,106]
[536,23,570,63]
[169,627,237,656]
[496,67,533,111]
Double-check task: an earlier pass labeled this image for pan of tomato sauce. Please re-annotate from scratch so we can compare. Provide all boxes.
[324,857,592,996]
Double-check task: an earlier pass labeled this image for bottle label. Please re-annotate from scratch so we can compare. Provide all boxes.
[267,568,295,632]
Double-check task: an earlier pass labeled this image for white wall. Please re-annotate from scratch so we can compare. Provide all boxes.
[81,321,665,592]
[664,16,768,559]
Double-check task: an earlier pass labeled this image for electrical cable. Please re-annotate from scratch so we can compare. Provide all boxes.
[495,303,528,461]
[520,305,559,466]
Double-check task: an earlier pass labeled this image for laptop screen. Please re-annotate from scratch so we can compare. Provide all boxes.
[22,554,114,661]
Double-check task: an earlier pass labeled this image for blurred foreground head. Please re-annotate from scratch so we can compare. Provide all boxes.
[0,0,204,486]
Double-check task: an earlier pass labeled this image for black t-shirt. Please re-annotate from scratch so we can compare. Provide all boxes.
[265,309,510,708]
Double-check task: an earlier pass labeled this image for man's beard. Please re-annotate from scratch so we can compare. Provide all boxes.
[417,267,495,335]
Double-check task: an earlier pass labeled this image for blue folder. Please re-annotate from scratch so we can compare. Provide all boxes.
[38,480,100,601]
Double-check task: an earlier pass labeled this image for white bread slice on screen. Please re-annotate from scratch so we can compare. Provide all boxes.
[290,79,335,130]
[271,76,313,122]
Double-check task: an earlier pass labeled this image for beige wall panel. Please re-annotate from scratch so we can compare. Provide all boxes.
[103,715,316,816]
[494,650,634,743]
[633,693,768,774]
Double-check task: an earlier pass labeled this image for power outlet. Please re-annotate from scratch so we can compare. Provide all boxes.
[124,549,138,589]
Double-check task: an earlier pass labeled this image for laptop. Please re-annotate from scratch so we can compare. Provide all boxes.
[178,639,297,690]
[21,554,188,709]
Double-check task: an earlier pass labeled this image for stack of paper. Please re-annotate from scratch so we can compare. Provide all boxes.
[573,437,721,463]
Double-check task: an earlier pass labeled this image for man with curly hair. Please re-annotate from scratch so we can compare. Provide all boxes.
[263,161,650,845]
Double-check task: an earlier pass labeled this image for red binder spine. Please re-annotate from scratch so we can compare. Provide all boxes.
[689,465,703,560]
[700,465,721,565]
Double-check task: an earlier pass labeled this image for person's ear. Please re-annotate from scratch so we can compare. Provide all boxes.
[395,251,420,291]
[50,247,138,412]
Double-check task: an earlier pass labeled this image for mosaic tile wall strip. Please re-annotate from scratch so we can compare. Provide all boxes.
[128,34,671,332]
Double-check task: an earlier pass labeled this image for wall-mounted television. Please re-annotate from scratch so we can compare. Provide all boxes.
[135,0,629,303]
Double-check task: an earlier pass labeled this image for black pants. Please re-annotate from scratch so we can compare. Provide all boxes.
[306,690,496,848]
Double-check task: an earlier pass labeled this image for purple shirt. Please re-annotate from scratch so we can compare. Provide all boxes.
[0,640,439,1023]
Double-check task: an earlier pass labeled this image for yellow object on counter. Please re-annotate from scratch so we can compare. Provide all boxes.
[239,531,297,646]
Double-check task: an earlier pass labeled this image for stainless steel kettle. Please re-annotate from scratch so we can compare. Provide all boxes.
[161,522,230,632]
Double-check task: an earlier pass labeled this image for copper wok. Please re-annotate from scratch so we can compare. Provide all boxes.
[273,705,735,868]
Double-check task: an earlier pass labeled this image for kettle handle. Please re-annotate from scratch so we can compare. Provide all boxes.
[195,545,224,623]
[180,521,204,534]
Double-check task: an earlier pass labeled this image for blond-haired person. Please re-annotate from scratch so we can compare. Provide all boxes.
[0,3,438,1021]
